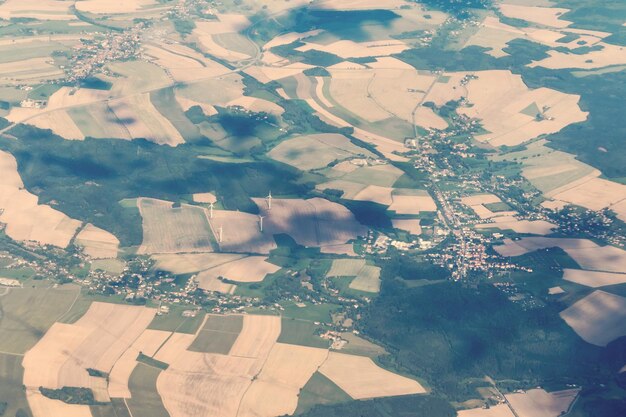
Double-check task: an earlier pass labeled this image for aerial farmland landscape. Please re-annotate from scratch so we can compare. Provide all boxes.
[0,0,625,416]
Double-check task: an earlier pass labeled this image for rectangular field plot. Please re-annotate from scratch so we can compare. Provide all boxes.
[137,198,215,254]
[189,315,243,354]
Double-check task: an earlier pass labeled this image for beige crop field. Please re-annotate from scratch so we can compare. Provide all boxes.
[253,198,367,249]
[389,189,437,215]
[193,192,217,204]
[244,63,314,83]
[268,133,375,170]
[263,30,323,50]
[0,0,76,21]
[505,388,579,417]
[23,302,156,397]
[353,185,394,205]
[476,219,556,235]
[392,219,422,235]
[69,103,135,140]
[458,70,587,146]
[0,57,63,83]
[109,93,185,146]
[457,404,515,417]
[196,256,279,284]
[495,237,626,273]
[192,15,252,62]
[137,198,215,254]
[157,314,281,417]
[319,352,425,399]
[297,39,410,59]
[108,328,171,398]
[153,332,196,364]
[26,390,92,417]
[341,164,405,187]
[208,209,277,254]
[316,180,368,200]
[530,43,626,69]
[560,290,626,346]
[498,4,572,28]
[75,223,119,259]
[563,269,626,288]
[313,0,410,10]
[327,259,367,277]
[237,343,329,417]
[27,109,85,140]
[143,43,230,83]
[106,61,172,97]
[0,150,81,248]
[349,265,382,293]
[152,253,246,274]
[226,96,284,115]
[549,177,626,212]
[76,0,159,14]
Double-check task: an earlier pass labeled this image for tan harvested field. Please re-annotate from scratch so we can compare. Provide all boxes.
[27,109,85,140]
[495,237,626,273]
[253,197,367,248]
[192,15,252,62]
[226,96,284,115]
[459,70,587,146]
[327,259,367,277]
[392,219,422,235]
[195,257,280,293]
[353,185,394,205]
[268,133,375,170]
[143,43,230,82]
[75,0,159,14]
[476,219,556,235]
[549,177,626,212]
[153,332,196,364]
[461,194,501,206]
[26,390,92,417]
[506,388,579,417]
[244,63,314,83]
[0,57,63,83]
[457,404,515,417]
[237,343,329,417]
[23,302,156,396]
[389,190,437,215]
[109,93,184,146]
[137,198,215,254]
[157,314,281,417]
[208,209,278,254]
[530,43,626,69]
[175,94,217,116]
[0,0,76,21]
[349,265,382,293]
[108,329,171,398]
[563,269,626,288]
[263,30,323,50]
[297,39,410,59]
[0,150,81,247]
[341,164,405,188]
[319,352,425,399]
[316,179,368,200]
[560,290,626,346]
[152,253,245,274]
[498,4,572,28]
[193,192,217,204]
[105,61,172,97]
[75,223,120,259]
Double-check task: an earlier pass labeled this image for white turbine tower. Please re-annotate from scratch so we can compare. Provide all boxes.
[266,191,273,211]
[218,225,223,243]
[209,202,214,219]
[259,215,265,232]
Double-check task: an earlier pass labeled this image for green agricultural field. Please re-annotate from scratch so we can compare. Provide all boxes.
[0,353,31,417]
[150,87,204,142]
[341,165,404,187]
[126,364,169,417]
[327,259,366,277]
[0,267,36,280]
[295,372,351,414]
[277,318,329,349]
[189,315,243,354]
[57,291,126,325]
[0,41,67,64]
[68,104,131,140]
[90,259,125,275]
[281,301,338,323]
[336,333,386,358]
[0,285,80,353]
[268,134,375,171]
[147,306,205,334]
[213,33,258,57]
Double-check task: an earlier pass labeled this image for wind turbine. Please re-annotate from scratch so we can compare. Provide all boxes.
[259,215,265,232]
[266,191,273,211]
[209,202,214,219]
[218,225,223,243]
